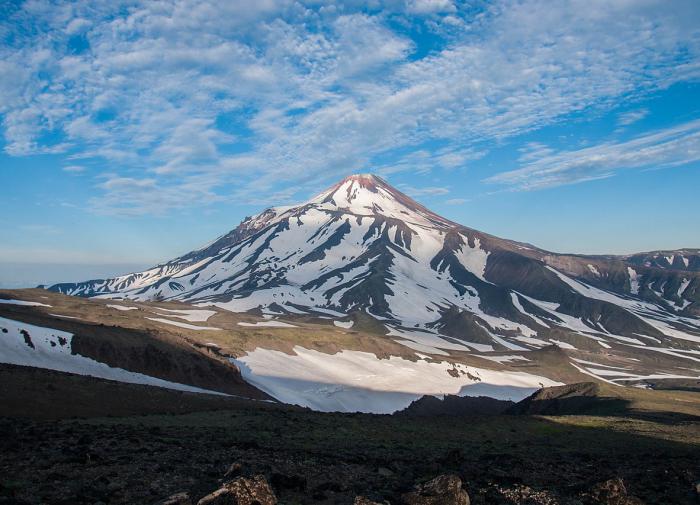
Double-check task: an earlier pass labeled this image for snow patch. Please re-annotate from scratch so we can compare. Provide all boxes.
[145,317,221,331]
[0,299,51,307]
[48,313,79,319]
[152,308,216,322]
[477,354,530,364]
[233,346,561,413]
[0,316,224,394]
[237,321,297,328]
[107,304,139,311]
[627,267,639,295]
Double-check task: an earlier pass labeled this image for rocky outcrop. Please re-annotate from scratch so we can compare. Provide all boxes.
[197,475,277,505]
[401,474,470,505]
[583,478,645,505]
[396,394,513,417]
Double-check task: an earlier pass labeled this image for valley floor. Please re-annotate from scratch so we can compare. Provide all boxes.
[1,366,699,505]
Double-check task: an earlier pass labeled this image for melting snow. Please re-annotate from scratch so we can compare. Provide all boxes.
[477,354,530,364]
[237,321,297,328]
[333,320,354,329]
[145,317,221,331]
[232,346,561,413]
[48,313,79,319]
[0,316,224,394]
[107,304,139,311]
[0,299,51,307]
[152,307,216,322]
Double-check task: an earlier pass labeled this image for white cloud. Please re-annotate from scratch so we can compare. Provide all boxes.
[486,119,700,191]
[444,198,466,205]
[406,0,456,15]
[617,109,649,127]
[400,185,450,197]
[1,0,699,213]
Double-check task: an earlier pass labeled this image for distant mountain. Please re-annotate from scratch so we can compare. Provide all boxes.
[49,174,700,356]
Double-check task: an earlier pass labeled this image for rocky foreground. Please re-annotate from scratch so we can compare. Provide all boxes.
[1,395,698,505]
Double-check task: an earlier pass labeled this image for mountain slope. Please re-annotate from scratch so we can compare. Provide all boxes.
[49,174,700,367]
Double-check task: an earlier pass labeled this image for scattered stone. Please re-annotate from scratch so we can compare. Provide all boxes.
[197,475,277,505]
[223,462,243,479]
[401,474,470,505]
[156,492,192,505]
[354,496,385,505]
[584,478,644,505]
[487,484,559,505]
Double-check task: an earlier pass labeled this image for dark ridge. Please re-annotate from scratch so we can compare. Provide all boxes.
[395,394,514,417]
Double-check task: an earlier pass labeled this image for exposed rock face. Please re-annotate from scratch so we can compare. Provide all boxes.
[400,474,470,505]
[196,475,277,505]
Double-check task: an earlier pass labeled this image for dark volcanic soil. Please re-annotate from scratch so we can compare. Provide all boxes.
[1,370,699,504]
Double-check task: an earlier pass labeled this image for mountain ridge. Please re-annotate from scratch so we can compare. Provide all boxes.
[48,174,700,367]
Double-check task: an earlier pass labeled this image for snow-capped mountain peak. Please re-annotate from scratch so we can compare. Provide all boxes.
[49,174,699,360]
[304,174,452,228]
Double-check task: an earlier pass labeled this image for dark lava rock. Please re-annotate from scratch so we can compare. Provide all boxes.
[270,472,306,492]
[197,475,276,505]
[583,478,644,505]
[354,497,385,505]
[401,474,470,505]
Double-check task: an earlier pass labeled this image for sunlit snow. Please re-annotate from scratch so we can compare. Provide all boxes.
[233,346,561,413]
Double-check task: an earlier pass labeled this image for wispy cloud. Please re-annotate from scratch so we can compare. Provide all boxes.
[486,119,700,191]
[400,185,450,197]
[617,109,650,127]
[18,224,62,235]
[62,165,85,173]
[1,0,699,214]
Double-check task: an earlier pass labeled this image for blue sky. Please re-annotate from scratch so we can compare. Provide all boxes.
[1,0,699,287]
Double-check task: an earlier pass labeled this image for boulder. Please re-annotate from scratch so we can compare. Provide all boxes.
[197,475,276,505]
[585,478,644,505]
[401,474,469,505]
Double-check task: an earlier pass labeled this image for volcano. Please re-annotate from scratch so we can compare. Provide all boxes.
[49,174,700,357]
